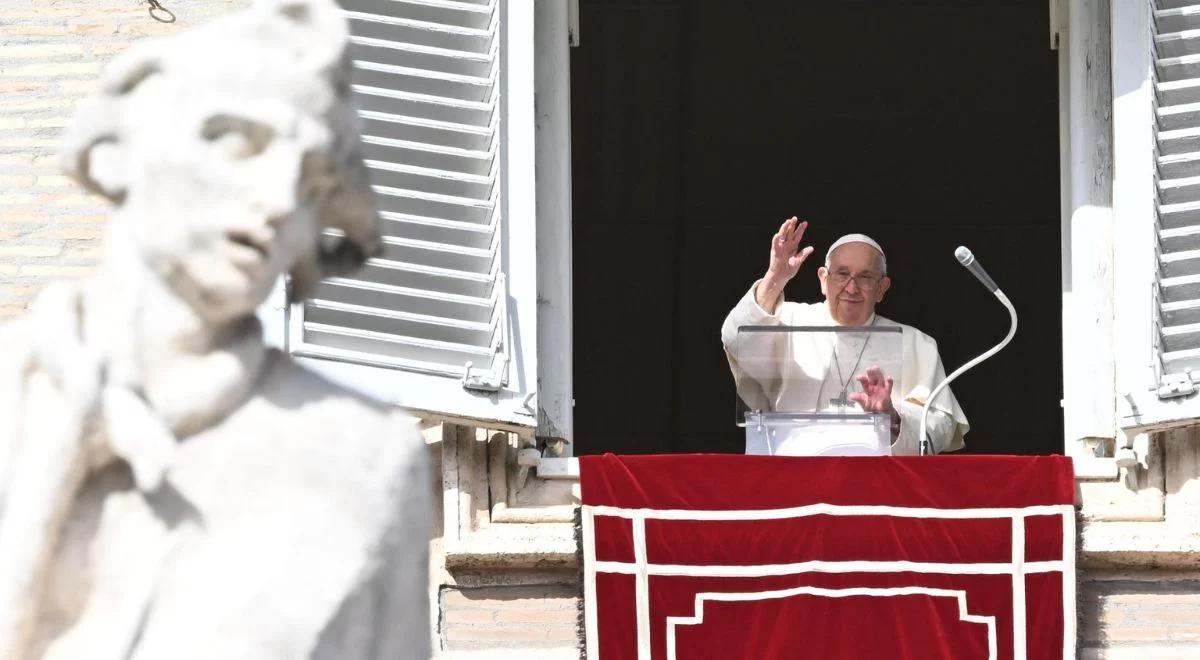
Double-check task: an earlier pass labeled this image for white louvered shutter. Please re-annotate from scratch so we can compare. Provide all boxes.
[286,0,543,429]
[1114,0,1200,429]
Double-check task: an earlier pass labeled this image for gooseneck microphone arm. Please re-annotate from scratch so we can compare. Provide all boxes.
[917,247,1018,456]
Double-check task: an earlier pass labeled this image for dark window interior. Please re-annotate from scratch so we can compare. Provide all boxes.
[570,0,1062,455]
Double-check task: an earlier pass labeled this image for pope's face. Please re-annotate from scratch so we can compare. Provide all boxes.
[112,73,345,323]
[818,243,892,326]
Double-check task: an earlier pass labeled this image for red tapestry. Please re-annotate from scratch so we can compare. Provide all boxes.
[579,454,1076,660]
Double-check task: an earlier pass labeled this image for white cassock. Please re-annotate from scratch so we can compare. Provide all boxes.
[721,280,970,455]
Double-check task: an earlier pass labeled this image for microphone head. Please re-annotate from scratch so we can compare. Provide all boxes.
[955,246,974,267]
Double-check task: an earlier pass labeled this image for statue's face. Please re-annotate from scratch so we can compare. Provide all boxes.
[107,70,351,322]
[64,2,378,323]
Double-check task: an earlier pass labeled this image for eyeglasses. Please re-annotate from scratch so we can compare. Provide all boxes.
[828,271,882,291]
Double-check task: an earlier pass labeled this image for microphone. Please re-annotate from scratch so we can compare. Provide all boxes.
[918,246,1018,456]
[955,246,999,293]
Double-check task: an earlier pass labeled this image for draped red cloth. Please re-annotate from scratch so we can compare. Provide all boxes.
[580,454,1076,660]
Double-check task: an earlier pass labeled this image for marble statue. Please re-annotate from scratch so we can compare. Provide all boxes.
[0,1,432,658]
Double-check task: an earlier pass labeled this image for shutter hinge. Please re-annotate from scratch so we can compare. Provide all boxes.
[462,273,510,393]
[1156,370,1199,399]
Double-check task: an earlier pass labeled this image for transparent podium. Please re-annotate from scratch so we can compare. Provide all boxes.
[733,325,903,457]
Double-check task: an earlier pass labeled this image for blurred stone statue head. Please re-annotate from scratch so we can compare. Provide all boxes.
[0,4,434,658]
[59,0,380,323]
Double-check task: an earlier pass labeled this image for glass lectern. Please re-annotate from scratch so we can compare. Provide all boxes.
[733,325,903,456]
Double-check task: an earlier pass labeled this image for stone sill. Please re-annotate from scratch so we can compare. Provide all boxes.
[1080,647,1200,660]
[539,457,1121,481]
[536,457,579,480]
[445,521,578,570]
[1082,521,1200,569]
[435,649,577,660]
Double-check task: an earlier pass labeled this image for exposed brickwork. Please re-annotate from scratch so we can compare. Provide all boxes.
[1080,572,1200,652]
[436,570,1200,654]
[440,584,580,651]
[0,0,247,320]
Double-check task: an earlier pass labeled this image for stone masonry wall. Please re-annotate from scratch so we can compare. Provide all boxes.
[0,0,247,320]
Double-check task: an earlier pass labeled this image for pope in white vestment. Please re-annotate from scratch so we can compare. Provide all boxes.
[721,219,969,455]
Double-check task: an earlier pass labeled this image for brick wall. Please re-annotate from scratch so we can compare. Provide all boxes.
[1080,570,1200,658]
[0,0,246,320]
[440,584,580,652]
[436,570,1200,657]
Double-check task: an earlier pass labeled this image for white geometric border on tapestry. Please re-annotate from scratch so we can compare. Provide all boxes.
[580,503,1076,660]
[665,586,997,660]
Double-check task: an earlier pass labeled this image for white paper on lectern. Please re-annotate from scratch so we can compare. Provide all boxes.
[745,421,892,457]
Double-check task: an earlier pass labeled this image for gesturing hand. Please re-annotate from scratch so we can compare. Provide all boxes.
[767,216,814,283]
[848,366,896,415]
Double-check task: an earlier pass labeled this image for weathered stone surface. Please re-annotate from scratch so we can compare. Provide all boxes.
[0,1,431,658]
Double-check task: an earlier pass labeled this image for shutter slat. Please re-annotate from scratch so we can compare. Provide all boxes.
[1162,320,1200,352]
[1156,6,1200,34]
[1160,345,1200,373]
[1158,100,1200,130]
[1163,297,1200,325]
[1155,200,1200,228]
[1156,57,1200,82]
[371,186,495,223]
[299,325,489,374]
[359,115,492,152]
[1159,76,1200,105]
[1159,0,1200,12]
[349,38,493,78]
[355,0,494,31]
[1161,247,1200,277]
[1160,224,1200,251]
[352,62,495,103]
[1156,124,1200,154]
[316,278,492,323]
[380,211,495,249]
[1156,29,1200,58]
[377,236,496,272]
[345,12,493,52]
[363,142,491,175]
[1158,173,1200,203]
[361,102,494,130]
[1159,150,1200,179]
[307,300,495,346]
[354,259,494,300]
[1160,273,1200,303]
[365,159,495,199]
